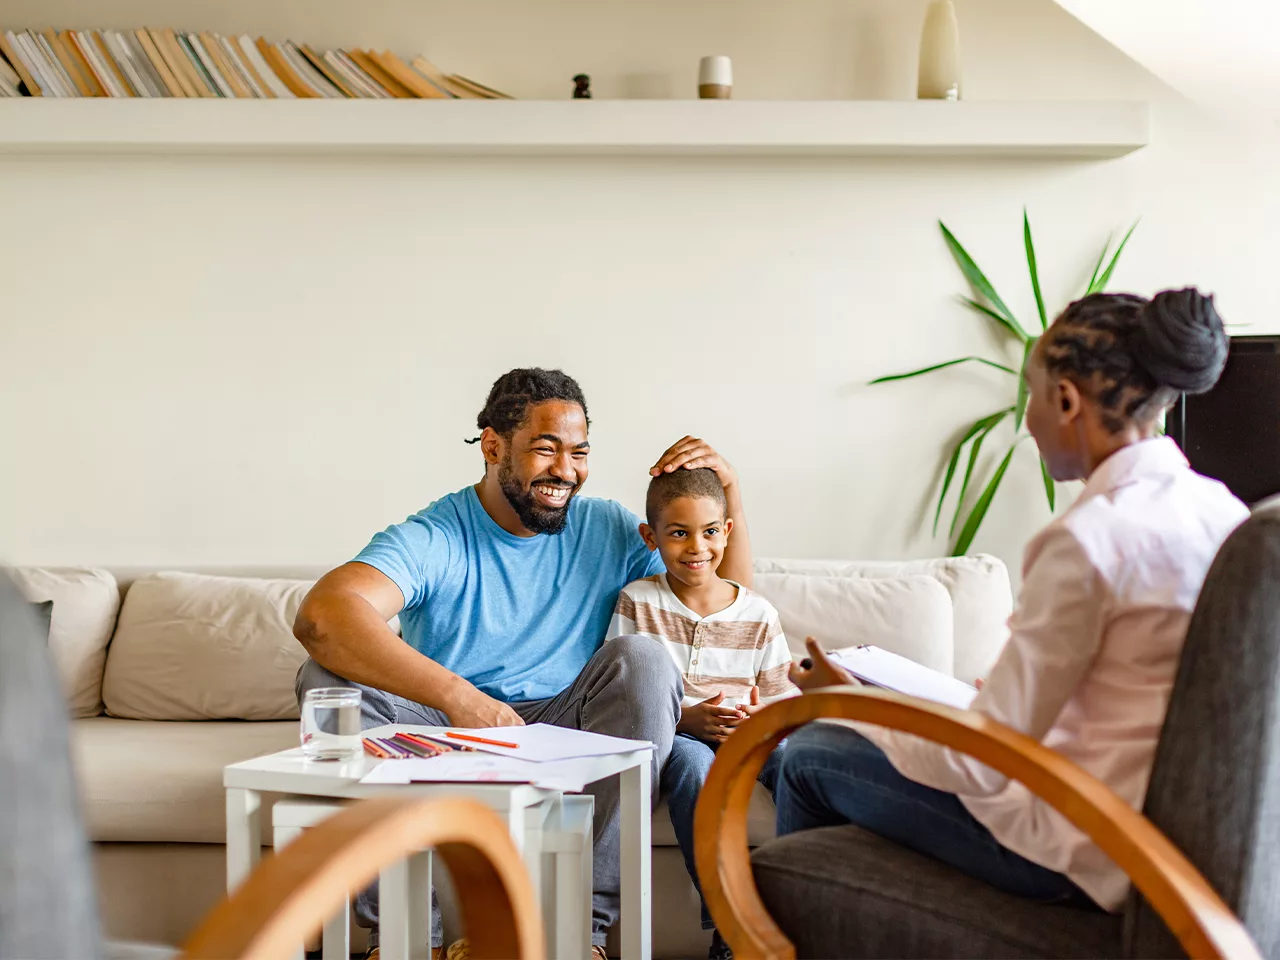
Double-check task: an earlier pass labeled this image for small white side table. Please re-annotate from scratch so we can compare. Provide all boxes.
[272,792,594,960]
[225,723,650,960]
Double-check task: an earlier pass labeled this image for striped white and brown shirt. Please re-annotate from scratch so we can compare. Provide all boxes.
[606,573,794,707]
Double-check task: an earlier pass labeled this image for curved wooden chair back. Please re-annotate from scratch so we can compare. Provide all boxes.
[182,796,545,960]
[693,688,1262,960]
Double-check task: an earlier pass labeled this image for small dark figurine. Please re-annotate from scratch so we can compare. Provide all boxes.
[572,74,592,99]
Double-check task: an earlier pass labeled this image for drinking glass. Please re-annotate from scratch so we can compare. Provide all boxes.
[300,687,362,761]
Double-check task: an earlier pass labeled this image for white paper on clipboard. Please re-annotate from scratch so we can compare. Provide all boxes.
[828,645,978,710]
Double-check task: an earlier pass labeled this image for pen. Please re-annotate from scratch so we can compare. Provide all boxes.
[446,731,520,749]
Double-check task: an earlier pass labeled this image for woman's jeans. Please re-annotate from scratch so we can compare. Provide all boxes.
[773,721,1095,905]
[662,732,784,929]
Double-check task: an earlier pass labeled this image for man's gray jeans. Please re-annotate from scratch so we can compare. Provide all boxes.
[295,635,682,948]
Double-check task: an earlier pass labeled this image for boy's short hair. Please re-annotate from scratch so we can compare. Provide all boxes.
[645,468,728,527]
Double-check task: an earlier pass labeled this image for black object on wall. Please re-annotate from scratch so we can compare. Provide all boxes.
[1168,335,1280,505]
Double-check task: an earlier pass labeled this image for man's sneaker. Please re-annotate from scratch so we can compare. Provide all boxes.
[708,928,733,960]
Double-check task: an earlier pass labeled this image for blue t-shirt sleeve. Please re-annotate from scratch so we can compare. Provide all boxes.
[352,514,455,610]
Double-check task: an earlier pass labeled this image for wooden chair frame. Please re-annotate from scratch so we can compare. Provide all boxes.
[693,687,1262,960]
[182,796,545,960]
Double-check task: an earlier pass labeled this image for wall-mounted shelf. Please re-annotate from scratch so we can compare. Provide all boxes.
[0,99,1149,158]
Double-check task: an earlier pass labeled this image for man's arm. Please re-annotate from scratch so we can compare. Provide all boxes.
[293,561,522,727]
[651,436,753,586]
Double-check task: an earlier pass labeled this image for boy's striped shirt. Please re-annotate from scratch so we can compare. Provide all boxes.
[606,573,794,707]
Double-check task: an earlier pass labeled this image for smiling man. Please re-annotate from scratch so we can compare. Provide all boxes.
[293,367,753,957]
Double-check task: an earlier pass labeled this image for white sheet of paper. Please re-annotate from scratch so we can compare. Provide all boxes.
[424,723,652,763]
[829,645,978,710]
[358,752,604,791]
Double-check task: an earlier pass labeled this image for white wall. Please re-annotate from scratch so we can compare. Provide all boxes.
[2,0,1278,577]
[1051,0,1280,120]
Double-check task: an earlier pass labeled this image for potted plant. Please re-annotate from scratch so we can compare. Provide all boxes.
[872,211,1138,555]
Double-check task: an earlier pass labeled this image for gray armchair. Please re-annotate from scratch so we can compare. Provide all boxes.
[695,504,1280,959]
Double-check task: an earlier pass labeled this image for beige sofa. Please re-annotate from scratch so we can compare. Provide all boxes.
[9,556,1012,960]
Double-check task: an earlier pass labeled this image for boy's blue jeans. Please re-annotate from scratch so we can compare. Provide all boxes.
[663,732,784,929]
[774,722,1096,905]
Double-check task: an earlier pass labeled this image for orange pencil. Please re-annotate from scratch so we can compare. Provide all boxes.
[446,731,519,749]
[363,738,393,759]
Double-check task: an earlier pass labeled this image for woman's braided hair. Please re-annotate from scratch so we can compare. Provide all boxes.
[1041,288,1227,432]
[465,368,589,444]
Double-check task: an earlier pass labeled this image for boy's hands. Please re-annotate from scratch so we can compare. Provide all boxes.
[651,436,739,492]
[736,685,765,717]
[678,693,743,744]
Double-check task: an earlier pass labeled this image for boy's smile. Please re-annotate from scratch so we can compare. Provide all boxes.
[640,495,735,608]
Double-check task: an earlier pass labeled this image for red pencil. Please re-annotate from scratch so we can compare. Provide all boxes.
[363,738,392,759]
[446,731,519,749]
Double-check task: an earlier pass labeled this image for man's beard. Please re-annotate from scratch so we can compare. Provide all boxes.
[498,457,576,535]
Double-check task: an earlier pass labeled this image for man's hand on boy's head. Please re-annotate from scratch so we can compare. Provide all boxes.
[678,692,743,744]
[651,436,739,491]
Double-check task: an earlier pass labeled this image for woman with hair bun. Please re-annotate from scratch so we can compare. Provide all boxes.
[776,287,1250,920]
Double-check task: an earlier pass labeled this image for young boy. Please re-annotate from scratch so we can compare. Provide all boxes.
[606,467,793,960]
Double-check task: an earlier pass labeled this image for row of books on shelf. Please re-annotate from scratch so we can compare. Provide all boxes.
[0,28,512,100]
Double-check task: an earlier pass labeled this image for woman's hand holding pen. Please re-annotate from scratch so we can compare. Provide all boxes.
[788,637,858,693]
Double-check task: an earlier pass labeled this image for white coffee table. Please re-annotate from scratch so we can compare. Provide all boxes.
[223,723,654,960]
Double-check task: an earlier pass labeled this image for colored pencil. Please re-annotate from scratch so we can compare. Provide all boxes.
[377,737,414,758]
[446,731,519,749]
[389,734,434,757]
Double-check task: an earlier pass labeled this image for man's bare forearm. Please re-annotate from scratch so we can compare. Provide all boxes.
[294,588,474,713]
[719,481,754,587]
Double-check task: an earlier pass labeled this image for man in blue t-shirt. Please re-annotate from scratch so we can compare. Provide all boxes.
[294,368,754,957]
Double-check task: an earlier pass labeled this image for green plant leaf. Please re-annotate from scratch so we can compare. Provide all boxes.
[1024,209,1047,330]
[940,221,1030,342]
[1013,338,1036,430]
[1088,219,1140,294]
[952,441,1020,556]
[870,356,1017,385]
[933,408,1011,536]
[1040,456,1056,512]
[950,407,1013,537]
[1086,233,1111,293]
[958,297,1026,341]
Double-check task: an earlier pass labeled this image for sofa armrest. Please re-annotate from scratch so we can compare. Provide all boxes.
[181,796,543,960]
[693,688,1260,960]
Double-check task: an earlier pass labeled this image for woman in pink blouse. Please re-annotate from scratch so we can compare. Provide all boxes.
[779,288,1249,911]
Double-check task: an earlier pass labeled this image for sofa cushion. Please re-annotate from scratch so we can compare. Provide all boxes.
[102,572,312,721]
[752,825,1121,958]
[755,555,1013,682]
[652,781,777,848]
[7,566,120,717]
[752,573,953,674]
[71,718,298,843]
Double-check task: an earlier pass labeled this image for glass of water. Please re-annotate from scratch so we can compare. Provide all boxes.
[301,687,362,761]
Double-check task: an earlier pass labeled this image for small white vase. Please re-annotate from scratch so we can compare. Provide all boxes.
[918,0,961,101]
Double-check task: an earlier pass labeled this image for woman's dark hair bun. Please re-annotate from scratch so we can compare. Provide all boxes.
[1129,287,1227,395]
